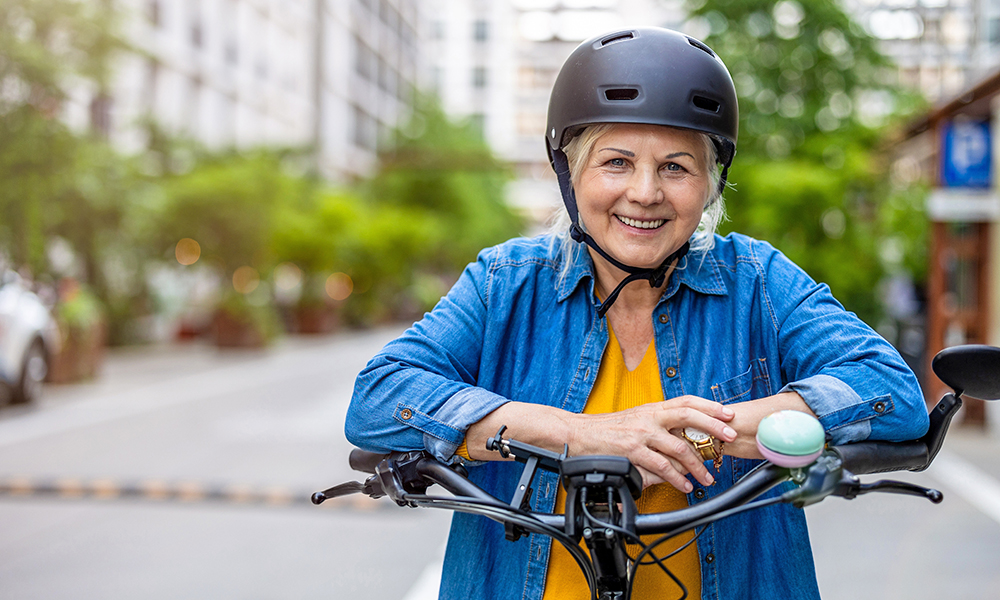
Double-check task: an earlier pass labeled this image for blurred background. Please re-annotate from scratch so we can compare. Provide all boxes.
[2,0,1000,598]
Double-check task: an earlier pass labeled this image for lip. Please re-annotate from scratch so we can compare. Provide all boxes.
[615,214,667,230]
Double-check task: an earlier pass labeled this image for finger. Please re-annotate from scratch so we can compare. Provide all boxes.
[657,405,737,444]
[634,465,666,490]
[663,396,735,422]
[633,447,694,493]
[646,431,715,487]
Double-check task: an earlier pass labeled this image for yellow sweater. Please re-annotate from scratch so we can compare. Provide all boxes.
[453,327,701,598]
[542,326,701,600]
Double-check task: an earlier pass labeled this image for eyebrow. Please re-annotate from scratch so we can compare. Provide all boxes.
[599,147,635,157]
[598,148,695,160]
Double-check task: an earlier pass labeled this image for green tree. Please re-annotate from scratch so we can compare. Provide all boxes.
[350,95,524,321]
[0,0,126,274]
[688,0,928,324]
[371,95,523,270]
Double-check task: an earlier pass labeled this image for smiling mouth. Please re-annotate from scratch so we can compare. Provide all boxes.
[616,215,666,230]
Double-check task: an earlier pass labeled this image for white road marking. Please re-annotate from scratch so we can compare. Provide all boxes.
[927,449,1000,526]
[401,558,444,600]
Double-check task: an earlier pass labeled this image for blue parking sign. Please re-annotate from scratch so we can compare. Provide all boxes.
[942,120,992,188]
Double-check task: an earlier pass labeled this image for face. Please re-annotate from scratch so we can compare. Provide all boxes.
[575,124,713,272]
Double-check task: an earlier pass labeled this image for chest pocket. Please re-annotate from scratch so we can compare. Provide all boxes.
[710,358,771,405]
[709,359,773,481]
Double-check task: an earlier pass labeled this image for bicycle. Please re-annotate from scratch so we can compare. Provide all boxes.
[313,344,1000,600]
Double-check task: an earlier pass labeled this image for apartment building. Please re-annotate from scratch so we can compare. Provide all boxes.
[90,0,421,181]
[845,0,1000,104]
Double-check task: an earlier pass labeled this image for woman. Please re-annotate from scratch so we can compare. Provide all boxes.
[345,27,928,600]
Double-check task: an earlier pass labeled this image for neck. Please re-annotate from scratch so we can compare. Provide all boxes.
[590,248,678,314]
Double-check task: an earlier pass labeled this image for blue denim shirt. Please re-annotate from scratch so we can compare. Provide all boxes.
[346,233,928,600]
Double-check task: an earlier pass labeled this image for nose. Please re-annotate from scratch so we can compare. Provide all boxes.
[627,165,663,206]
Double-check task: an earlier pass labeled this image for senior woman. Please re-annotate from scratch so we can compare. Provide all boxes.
[345,27,928,600]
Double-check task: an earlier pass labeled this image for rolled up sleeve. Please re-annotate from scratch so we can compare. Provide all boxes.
[758,241,929,445]
[345,247,511,463]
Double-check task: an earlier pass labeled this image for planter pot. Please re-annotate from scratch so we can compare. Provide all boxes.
[49,321,106,383]
[212,309,268,348]
[294,305,340,334]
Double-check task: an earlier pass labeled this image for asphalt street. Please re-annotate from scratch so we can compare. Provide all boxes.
[1,326,999,599]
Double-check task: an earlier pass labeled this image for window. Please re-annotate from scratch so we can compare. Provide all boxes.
[352,105,377,151]
[474,19,489,42]
[469,113,486,138]
[473,67,488,88]
[990,17,1000,46]
[148,0,161,27]
[191,21,203,48]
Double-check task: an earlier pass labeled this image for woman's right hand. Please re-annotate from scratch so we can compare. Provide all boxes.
[567,395,736,492]
[464,397,736,493]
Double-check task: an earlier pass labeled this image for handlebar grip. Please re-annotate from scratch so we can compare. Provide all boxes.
[349,449,389,474]
[831,440,928,475]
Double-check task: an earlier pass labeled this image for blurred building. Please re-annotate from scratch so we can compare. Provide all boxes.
[421,0,686,226]
[892,71,1000,429]
[83,0,422,181]
[845,0,1000,104]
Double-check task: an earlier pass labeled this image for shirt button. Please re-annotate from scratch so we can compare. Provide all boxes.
[873,401,886,413]
[694,489,705,499]
[658,314,668,324]
[666,367,677,378]
[400,408,413,420]
[706,553,715,564]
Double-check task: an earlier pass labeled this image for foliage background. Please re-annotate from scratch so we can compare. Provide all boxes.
[692,0,929,326]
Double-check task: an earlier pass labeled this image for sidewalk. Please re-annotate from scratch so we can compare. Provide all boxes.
[19,327,405,414]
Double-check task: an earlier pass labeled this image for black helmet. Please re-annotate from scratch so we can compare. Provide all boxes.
[546,27,738,182]
[545,27,739,318]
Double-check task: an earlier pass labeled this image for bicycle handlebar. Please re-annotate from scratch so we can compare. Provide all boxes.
[325,431,942,537]
[349,449,387,474]
[829,439,928,475]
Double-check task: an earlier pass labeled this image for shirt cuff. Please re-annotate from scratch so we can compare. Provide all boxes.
[394,386,510,463]
[780,374,875,445]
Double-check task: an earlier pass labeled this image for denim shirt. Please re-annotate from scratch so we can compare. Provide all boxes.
[345,233,928,600]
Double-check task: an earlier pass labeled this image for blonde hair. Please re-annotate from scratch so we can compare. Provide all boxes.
[549,124,727,278]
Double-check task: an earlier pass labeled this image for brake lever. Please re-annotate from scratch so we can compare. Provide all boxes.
[311,475,385,505]
[834,477,943,504]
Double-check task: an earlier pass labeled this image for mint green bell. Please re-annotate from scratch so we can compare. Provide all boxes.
[756,410,825,468]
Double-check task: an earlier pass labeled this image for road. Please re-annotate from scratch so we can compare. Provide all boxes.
[1,326,999,599]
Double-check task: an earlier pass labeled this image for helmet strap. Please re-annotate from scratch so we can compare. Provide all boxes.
[553,147,691,317]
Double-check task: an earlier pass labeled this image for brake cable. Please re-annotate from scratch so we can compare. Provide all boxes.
[402,492,598,598]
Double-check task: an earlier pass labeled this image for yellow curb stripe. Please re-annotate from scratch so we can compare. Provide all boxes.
[0,477,392,511]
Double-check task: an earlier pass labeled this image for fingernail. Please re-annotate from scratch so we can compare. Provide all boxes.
[705,473,714,486]
[723,407,735,417]
[683,481,693,493]
[723,426,737,439]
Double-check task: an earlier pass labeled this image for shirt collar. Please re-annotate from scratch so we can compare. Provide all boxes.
[555,242,728,304]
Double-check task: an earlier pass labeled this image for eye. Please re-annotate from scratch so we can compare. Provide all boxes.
[663,162,687,173]
[608,157,627,167]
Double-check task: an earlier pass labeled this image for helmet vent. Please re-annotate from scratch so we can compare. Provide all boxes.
[686,37,716,58]
[605,88,639,101]
[600,31,634,46]
[692,95,721,113]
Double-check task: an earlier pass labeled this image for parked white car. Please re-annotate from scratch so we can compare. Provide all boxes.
[0,271,60,407]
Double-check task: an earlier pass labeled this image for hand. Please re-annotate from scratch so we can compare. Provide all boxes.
[567,395,737,493]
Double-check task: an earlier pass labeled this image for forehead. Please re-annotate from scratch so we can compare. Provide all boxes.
[593,123,706,152]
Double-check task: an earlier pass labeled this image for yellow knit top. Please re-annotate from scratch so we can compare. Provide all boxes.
[453,327,701,598]
[541,326,701,600]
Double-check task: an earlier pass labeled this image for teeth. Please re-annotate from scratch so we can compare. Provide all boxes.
[617,215,665,229]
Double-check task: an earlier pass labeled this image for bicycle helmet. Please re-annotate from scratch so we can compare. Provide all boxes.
[545,27,739,317]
